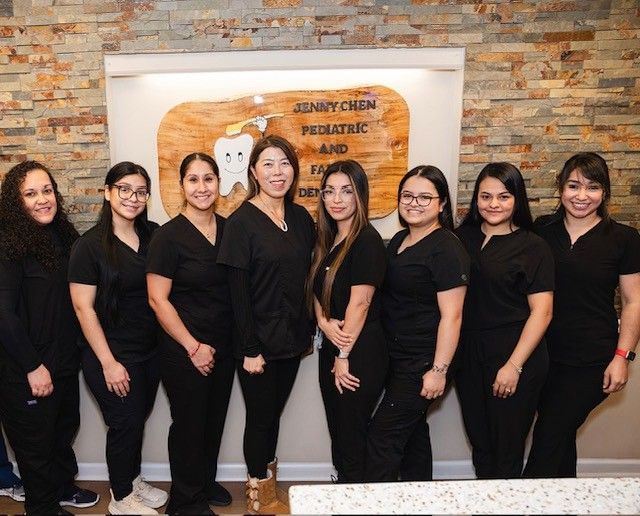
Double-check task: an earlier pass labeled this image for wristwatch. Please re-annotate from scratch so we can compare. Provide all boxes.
[615,348,636,361]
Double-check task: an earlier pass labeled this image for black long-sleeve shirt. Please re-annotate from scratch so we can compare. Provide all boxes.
[0,237,79,381]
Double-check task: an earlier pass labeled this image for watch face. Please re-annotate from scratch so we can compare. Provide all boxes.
[629,351,636,361]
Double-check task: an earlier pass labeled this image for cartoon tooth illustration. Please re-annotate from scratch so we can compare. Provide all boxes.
[214,132,254,196]
[215,112,286,196]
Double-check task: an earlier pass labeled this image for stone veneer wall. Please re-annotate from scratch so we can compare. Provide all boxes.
[1,0,638,231]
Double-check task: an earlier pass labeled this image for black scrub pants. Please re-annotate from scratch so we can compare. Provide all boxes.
[523,361,608,478]
[365,369,442,482]
[159,337,235,515]
[82,349,161,500]
[0,371,80,516]
[455,324,548,479]
[319,323,388,483]
[237,355,300,479]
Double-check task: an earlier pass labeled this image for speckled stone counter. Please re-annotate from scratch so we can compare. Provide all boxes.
[289,477,640,514]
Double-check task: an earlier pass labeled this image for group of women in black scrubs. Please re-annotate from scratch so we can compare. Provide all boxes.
[0,145,637,514]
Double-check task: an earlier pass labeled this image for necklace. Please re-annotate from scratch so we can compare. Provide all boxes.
[186,213,216,241]
[257,195,288,232]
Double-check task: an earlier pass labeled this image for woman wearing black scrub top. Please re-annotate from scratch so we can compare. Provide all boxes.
[0,161,89,516]
[147,153,235,515]
[309,160,387,483]
[365,165,469,482]
[69,161,166,515]
[524,153,640,478]
[217,135,314,513]
[455,162,554,479]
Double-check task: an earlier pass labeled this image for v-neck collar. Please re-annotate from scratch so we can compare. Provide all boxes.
[561,217,604,249]
[179,213,220,247]
[246,200,289,233]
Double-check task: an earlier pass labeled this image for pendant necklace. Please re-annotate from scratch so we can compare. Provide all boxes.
[186,213,216,241]
[258,195,288,232]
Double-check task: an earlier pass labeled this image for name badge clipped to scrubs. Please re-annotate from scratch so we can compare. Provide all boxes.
[313,326,324,350]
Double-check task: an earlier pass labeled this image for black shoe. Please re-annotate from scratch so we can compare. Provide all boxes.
[206,481,232,507]
[59,485,100,508]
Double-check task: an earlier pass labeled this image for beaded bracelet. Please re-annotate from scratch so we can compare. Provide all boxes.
[431,363,449,374]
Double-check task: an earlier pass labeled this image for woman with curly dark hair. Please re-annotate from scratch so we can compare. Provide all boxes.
[0,161,98,515]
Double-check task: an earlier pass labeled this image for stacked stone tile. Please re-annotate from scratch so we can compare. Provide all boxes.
[0,0,638,230]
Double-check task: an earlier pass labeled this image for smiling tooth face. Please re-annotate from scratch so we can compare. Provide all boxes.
[214,133,253,196]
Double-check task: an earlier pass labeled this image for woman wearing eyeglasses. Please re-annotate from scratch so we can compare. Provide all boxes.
[309,160,387,483]
[455,162,554,479]
[365,166,469,482]
[69,162,166,514]
[147,153,235,515]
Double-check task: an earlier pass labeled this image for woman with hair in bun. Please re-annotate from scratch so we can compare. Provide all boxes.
[365,165,469,482]
[147,153,235,515]
[455,162,554,479]
[69,161,166,514]
[0,161,97,515]
[524,152,640,478]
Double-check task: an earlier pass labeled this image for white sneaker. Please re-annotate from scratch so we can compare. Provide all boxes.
[108,489,158,515]
[132,475,168,509]
[0,483,25,502]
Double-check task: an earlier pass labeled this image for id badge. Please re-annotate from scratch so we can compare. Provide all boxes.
[313,326,324,349]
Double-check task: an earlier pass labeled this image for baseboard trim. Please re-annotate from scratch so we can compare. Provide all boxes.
[76,459,640,482]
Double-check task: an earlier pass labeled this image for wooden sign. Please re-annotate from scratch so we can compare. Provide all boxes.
[157,85,409,219]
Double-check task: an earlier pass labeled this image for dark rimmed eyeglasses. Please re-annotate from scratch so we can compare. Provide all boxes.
[399,192,439,207]
[112,184,150,202]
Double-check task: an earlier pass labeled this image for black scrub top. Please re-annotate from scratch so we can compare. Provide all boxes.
[146,213,233,358]
[68,222,159,363]
[312,224,386,327]
[455,225,554,331]
[0,228,79,380]
[217,201,315,360]
[536,216,640,366]
[383,228,470,373]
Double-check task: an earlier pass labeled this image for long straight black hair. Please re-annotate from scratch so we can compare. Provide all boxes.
[461,162,533,231]
[95,161,152,328]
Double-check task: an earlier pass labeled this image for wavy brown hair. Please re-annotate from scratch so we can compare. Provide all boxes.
[308,160,370,319]
[0,161,78,271]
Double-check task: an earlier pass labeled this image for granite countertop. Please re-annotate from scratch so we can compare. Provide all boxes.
[289,477,640,514]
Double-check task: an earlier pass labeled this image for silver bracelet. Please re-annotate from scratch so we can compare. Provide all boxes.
[431,363,449,374]
[509,360,523,374]
[338,350,350,359]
